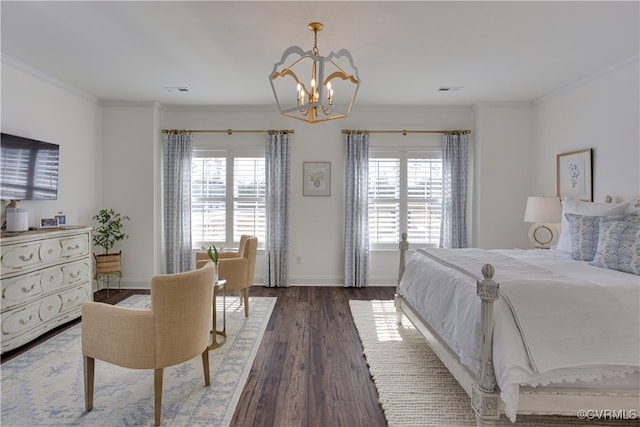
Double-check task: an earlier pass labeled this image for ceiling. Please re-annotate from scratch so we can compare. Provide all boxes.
[1,1,638,107]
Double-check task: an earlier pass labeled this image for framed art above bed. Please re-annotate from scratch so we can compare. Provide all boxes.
[557,148,592,201]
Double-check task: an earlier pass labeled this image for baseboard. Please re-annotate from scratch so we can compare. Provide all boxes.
[95,276,397,291]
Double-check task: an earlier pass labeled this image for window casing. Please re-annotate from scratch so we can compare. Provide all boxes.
[191,149,265,249]
[369,149,442,250]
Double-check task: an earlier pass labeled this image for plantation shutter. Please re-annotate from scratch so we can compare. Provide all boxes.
[191,153,226,244]
[368,157,400,244]
[233,157,266,241]
[407,156,442,245]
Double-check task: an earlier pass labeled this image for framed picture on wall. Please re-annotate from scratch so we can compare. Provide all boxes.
[557,148,592,201]
[303,162,331,196]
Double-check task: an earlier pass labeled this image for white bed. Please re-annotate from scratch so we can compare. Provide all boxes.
[395,198,640,425]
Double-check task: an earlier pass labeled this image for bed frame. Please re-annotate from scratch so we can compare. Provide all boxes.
[395,233,639,426]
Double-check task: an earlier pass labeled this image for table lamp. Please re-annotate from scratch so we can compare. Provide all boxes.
[524,196,561,248]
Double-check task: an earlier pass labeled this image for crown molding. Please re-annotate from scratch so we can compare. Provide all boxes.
[534,54,639,105]
[2,54,101,105]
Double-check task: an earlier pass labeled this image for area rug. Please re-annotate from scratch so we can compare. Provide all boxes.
[1,295,276,426]
[350,300,635,427]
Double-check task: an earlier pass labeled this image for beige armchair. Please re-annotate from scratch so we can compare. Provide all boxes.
[81,262,216,426]
[196,235,257,317]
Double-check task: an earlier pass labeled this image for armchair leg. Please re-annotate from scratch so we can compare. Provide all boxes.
[154,368,163,426]
[243,288,249,317]
[83,356,95,411]
[202,350,211,386]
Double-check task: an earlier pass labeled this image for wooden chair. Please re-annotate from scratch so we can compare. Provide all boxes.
[81,262,216,426]
[196,235,258,317]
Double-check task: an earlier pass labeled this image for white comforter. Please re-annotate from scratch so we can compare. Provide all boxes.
[398,248,640,421]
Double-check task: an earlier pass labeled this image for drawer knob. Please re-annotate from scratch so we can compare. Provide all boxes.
[67,244,80,250]
[47,248,54,255]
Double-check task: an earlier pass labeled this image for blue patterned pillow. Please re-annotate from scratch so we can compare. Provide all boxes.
[565,213,600,261]
[590,213,640,275]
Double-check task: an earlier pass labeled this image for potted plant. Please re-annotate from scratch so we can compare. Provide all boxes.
[207,244,219,283]
[92,209,130,274]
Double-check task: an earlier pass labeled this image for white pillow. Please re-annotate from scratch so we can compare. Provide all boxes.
[625,197,640,214]
[556,198,629,253]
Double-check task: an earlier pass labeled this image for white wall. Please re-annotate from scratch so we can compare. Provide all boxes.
[160,105,475,285]
[1,61,102,230]
[101,102,161,285]
[473,103,533,249]
[531,58,640,203]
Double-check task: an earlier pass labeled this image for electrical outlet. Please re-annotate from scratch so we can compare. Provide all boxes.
[296,256,302,265]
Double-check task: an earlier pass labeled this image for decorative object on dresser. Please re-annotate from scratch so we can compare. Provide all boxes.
[5,200,29,232]
[91,208,130,296]
[523,196,561,248]
[0,226,93,353]
[39,217,60,229]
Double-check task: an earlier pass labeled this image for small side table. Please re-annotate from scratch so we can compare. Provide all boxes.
[94,271,122,298]
[208,279,226,350]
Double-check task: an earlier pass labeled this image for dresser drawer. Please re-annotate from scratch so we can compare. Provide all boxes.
[61,260,91,288]
[60,235,89,258]
[1,242,50,272]
[1,232,89,275]
[2,270,51,310]
[1,298,46,336]
[60,284,91,312]
[2,259,91,310]
[0,285,89,337]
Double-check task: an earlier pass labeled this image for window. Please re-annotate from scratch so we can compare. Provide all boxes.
[191,149,265,249]
[368,150,442,249]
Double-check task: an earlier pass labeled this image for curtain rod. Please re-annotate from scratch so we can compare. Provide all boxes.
[341,129,471,135]
[161,129,294,135]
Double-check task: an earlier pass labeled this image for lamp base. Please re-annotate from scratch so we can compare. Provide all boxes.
[528,223,557,249]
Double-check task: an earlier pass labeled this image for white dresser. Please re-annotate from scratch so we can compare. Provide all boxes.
[1,226,93,353]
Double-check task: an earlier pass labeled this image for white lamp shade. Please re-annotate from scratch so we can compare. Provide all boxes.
[524,196,561,223]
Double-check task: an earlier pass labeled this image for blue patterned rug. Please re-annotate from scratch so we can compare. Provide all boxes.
[1,295,276,426]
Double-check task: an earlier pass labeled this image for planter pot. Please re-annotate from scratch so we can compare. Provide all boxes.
[94,251,122,273]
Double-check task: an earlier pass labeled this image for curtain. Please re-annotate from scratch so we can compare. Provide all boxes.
[163,132,193,273]
[264,131,291,287]
[344,132,370,287]
[440,133,469,248]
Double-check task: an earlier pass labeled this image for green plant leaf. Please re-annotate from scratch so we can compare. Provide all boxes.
[92,208,130,255]
[207,245,219,264]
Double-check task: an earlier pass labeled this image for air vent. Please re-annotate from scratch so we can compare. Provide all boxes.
[164,87,189,92]
[439,86,464,92]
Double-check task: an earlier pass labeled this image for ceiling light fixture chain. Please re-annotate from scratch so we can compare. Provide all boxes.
[269,21,360,124]
[310,22,322,56]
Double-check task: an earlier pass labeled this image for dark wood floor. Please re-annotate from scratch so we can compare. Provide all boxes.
[1,286,394,426]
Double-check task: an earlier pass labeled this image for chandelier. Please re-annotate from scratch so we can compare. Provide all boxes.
[269,22,360,124]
